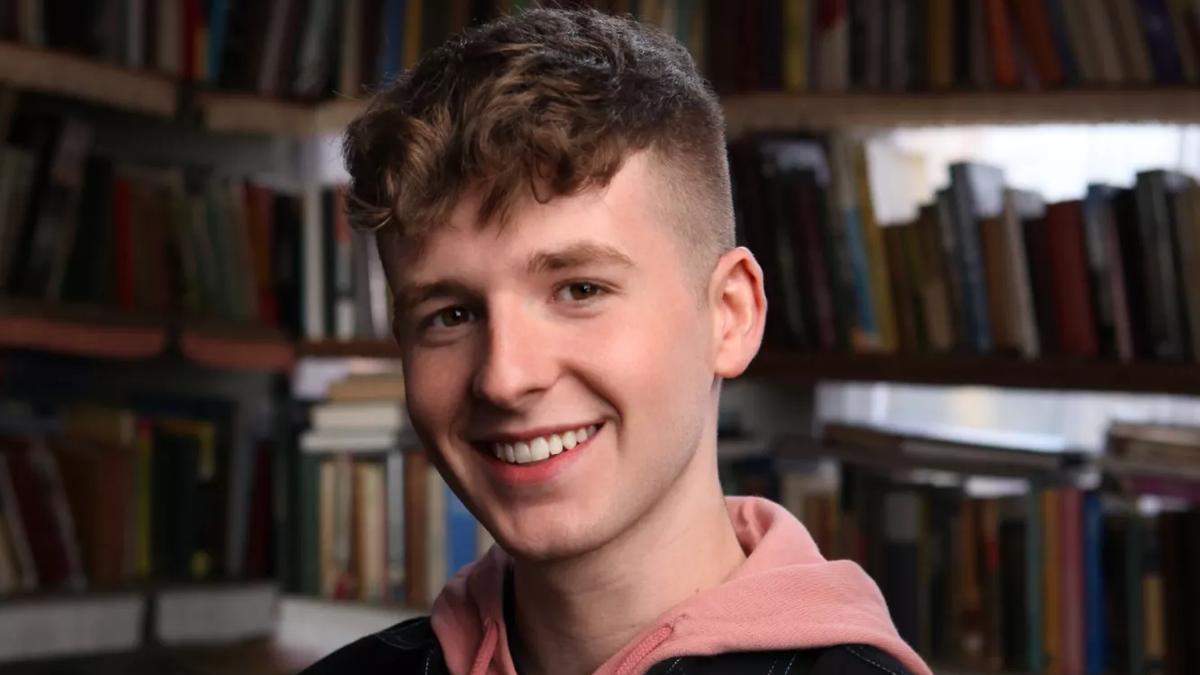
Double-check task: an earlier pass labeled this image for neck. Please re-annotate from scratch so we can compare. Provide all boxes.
[509,440,746,675]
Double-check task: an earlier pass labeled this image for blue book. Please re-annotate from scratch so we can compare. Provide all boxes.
[445,484,477,579]
[378,0,408,84]
[208,0,230,83]
[949,163,1005,354]
[1137,0,1186,84]
[1044,0,1080,85]
[1083,492,1107,675]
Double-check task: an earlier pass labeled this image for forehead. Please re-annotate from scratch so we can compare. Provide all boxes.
[381,151,678,279]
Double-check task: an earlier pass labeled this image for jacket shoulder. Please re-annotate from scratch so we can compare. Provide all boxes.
[812,644,915,675]
[647,644,916,675]
[296,616,447,675]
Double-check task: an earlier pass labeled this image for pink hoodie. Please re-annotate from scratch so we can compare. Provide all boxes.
[430,496,933,675]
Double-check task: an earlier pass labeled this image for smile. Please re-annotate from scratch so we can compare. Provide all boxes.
[489,424,601,465]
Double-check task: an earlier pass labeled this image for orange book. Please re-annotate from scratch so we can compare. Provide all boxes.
[983,0,1018,87]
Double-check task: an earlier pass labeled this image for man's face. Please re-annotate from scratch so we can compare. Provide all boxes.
[386,152,720,560]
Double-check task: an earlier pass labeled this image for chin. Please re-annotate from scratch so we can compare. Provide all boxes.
[489,504,617,563]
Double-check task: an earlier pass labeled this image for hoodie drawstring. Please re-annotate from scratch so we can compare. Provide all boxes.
[614,624,674,675]
[469,618,500,675]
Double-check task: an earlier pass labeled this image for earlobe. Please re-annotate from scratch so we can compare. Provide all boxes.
[711,247,767,378]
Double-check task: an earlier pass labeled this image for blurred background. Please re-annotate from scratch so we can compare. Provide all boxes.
[1,1,1199,674]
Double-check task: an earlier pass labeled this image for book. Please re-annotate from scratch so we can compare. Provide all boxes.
[310,401,408,432]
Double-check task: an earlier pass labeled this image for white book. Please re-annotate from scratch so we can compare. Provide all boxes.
[300,428,407,454]
[311,401,408,432]
[0,594,144,661]
[385,452,406,600]
[302,186,326,339]
[156,582,278,644]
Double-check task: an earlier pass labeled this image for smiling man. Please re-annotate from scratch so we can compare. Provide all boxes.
[302,8,929,675]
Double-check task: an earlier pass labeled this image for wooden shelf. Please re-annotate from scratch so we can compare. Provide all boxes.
[297,340,402,359]
[720,88,1200,133]
[5,39,1200,135]
[0,41,177,117]
[196,91,364,136]
[0,299,167,361]
[745,350,1200,395]
[179,320,296,373]
[0,300,297,372]
[192,89,1200,137]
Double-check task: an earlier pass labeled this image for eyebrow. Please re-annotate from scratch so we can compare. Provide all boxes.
[524,241,635,275]
[395,242,635,315]
[395,279,475,317]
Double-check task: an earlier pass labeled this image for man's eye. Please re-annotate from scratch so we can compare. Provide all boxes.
[557,282,604,302]
[429,306,474,328]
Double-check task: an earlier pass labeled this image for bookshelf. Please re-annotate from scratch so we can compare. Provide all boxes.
[3,2,1200,672]
[8,41,1200,138]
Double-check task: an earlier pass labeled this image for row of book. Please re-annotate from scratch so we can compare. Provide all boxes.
[723,420,1200,675]
[0,0,520,101]
[706,0,1200,94]
[292,370,489,608]
[733,134,1200,362]
[5,1,1196,100]
[0,112,390,341]
[0,397,274,595]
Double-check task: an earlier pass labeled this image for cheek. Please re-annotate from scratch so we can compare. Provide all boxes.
[404,351,468,433]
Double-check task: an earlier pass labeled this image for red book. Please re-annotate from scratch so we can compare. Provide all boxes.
[1010,0,1064,87]
[183,0,201,80]
[244,184,279,326]
[983,0,1018,87]
[1058,489,1085,675]
[1,438,72,589]
[112,176,135,310]
[1045,201,1099,357]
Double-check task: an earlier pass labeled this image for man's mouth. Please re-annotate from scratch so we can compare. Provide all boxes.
[483,423,602,466]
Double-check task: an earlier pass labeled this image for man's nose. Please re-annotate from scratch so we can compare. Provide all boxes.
[471,302,555,409]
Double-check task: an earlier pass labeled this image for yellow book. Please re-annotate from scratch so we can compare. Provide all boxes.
[927,0,953,89]
[403,0,424,70]
[783,0,809,91]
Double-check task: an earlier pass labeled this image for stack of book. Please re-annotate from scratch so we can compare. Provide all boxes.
[733,133,1200,363]
[296,371,490,608]
[0,396,274,595]
[722,421,1200,675]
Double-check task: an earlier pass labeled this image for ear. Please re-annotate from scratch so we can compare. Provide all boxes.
[708,246,767,378]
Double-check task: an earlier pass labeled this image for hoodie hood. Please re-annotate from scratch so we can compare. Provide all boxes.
[431,496,932,675]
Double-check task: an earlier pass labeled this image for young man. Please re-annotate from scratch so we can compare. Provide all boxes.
[304,8,930,675]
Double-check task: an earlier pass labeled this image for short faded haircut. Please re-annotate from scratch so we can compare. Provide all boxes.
[342,7,735,271]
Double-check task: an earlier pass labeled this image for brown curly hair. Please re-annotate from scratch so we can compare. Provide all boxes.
[342,7,734,268]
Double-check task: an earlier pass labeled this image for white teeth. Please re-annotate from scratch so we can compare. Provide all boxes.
[488,423,601,465]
